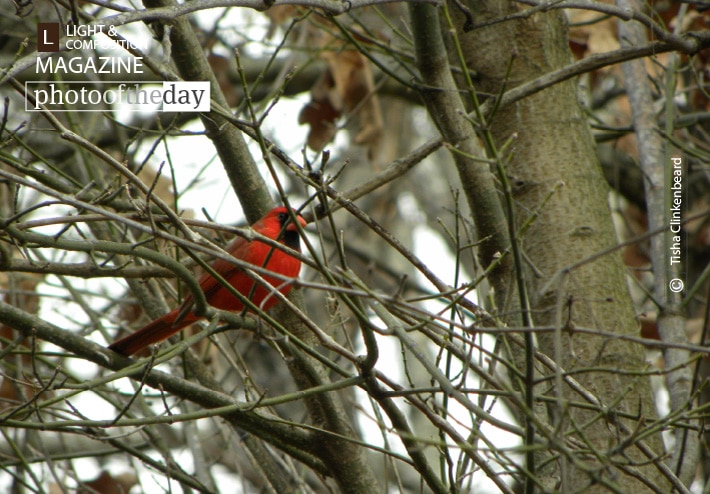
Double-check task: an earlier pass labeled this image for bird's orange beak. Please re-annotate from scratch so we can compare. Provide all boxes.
[286,214,307,231]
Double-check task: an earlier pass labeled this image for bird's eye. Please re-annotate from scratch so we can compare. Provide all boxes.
[277,212,288,225]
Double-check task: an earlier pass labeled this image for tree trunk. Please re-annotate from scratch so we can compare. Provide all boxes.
[451,2,671,491]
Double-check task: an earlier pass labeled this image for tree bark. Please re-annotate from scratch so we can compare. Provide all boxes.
[450,2,672,491]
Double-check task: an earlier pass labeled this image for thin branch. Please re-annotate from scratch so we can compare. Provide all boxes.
[1,258,173,279]
[514,0,696,50]
[480,37,710,118]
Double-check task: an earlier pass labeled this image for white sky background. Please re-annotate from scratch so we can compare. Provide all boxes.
[1,7,522,493]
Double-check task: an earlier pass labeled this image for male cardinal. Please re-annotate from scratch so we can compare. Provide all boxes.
[108,206,306,356]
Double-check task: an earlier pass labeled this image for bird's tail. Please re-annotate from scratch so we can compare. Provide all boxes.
[108,309,199,357]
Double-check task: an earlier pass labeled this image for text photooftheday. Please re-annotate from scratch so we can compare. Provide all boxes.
[26,82,210,112]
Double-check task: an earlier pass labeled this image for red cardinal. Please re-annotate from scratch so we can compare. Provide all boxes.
[108,206,306,356]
